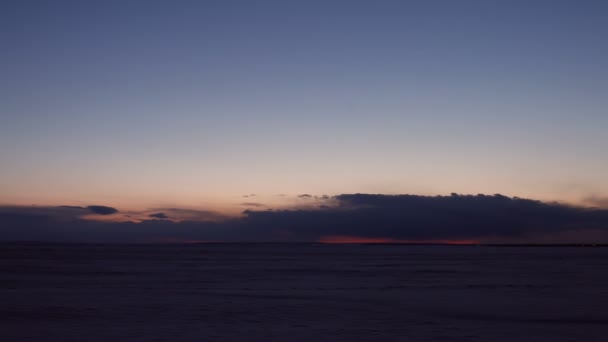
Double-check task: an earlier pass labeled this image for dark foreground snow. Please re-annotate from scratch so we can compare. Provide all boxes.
[1,243,607,341]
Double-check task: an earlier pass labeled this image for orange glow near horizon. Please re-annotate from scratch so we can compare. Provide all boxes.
[318,235,479,245]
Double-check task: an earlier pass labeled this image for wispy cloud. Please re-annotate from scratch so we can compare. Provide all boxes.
[582,195,608,208]
[240,202,266,208]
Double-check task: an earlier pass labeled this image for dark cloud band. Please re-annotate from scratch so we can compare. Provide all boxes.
[1,194,607,243]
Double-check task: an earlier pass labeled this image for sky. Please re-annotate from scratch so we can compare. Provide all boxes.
[1,1,608,242]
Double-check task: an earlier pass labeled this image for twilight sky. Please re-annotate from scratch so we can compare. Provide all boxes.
[1,0,608,214]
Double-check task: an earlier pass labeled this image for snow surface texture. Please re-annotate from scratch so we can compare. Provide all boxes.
[1,243,607,341]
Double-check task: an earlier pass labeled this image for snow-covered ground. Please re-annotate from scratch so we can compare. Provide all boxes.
[1,243,607,341]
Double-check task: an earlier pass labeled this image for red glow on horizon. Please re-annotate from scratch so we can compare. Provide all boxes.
[318,235,479,245]
[142,237,216,244]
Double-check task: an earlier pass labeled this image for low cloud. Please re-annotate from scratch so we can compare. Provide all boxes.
[149,212,169,219]
[150,208,227,222]
[87,205,118,215]
[2,205,117,220]
[1,194,608,243]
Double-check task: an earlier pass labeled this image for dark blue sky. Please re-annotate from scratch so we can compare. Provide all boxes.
[1,0,607,209]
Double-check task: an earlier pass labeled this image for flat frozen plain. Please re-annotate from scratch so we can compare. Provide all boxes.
[1,243,607,341]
